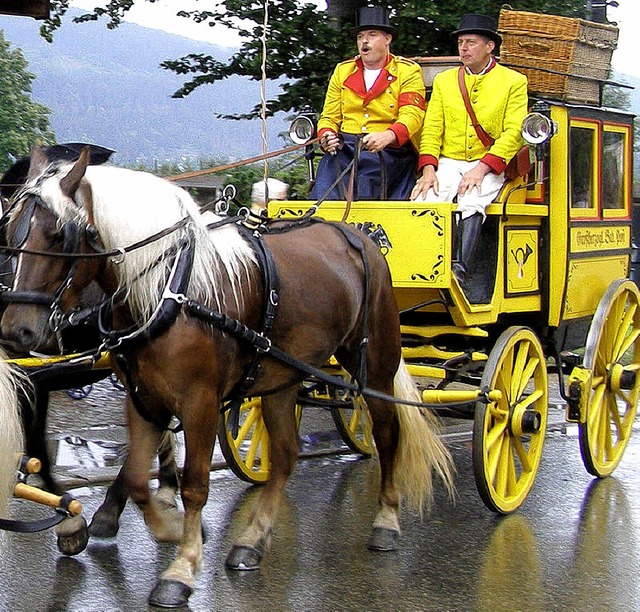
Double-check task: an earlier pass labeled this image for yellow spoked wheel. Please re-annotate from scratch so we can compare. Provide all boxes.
[578,279,640,477]
[218,397,302,484]
[330,394,375,456]
[473,326,548,514]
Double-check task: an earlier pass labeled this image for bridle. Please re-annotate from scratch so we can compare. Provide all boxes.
[0,191,193,351]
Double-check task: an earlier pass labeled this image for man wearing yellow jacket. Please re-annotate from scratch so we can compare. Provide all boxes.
[411,14,528,285]
[310,6,425,201]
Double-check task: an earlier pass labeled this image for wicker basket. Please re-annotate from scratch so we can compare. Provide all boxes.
[498,8,618,103]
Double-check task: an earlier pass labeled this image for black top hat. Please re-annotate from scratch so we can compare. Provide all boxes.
[451,13,502,48]
[349,6,397,39]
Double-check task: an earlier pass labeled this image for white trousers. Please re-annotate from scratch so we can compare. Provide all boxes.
[415,157,506,220]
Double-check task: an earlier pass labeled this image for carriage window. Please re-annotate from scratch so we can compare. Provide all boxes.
[602,124,630,217]
[570,124,598,212]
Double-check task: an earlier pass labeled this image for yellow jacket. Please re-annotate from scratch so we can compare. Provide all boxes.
[418,61,528,174]
[317,54,426,152]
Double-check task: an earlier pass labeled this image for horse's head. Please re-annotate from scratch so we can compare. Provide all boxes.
[0,147,103,353]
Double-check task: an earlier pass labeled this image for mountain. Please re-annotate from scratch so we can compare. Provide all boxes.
[0,10,288,166]
[0,12,637,172]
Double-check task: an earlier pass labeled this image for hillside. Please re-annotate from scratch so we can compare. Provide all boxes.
[0,10,287,166]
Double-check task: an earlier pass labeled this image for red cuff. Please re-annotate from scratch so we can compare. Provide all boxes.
[317,127,335,140]
[482,153,507,174]
[388,124,407,147]
[417,154,439,173]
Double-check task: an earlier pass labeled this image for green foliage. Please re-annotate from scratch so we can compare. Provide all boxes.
[133,152,312,208]
[42,0,588,120]
[0,30,55,172]
[217,154,312,205]
[603,85,640,153]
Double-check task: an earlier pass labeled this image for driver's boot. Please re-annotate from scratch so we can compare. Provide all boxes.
[452,213,483,286]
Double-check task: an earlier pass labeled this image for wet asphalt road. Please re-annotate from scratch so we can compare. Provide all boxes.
[0,380,639,612]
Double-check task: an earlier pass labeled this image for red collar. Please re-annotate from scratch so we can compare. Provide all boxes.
[343,56,397,104]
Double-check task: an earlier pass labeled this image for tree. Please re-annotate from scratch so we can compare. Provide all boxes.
[43,0,589,121]
[0,30,55,172]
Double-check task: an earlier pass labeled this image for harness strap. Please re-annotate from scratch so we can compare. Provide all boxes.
[322,222,371,391]
[223,226,281,413]
[97,237,194,350]
[183,298,456,409]
[0,512,66,533]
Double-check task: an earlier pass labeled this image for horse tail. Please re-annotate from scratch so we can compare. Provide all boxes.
[0,352,25,516]
[392,358,455,515]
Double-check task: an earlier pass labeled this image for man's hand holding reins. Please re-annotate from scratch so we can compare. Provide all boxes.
[362,130,397,154]
[320,131,341,155]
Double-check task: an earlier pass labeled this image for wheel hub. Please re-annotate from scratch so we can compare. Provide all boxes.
[510,403,542,437]
[609,362,638,392]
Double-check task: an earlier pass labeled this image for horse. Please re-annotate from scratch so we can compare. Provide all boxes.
[0,147,180,537]
[0,147,455,608]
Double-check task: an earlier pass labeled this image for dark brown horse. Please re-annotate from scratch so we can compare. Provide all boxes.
[0,147,454,608]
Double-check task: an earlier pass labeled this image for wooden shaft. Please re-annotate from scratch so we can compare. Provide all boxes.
[16,454,42,474]
[13,482,83,517]
[25,457,42,474]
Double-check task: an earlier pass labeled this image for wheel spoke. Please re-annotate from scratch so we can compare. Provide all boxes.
[611,302,637,358]
[236,405,260,441]
[513,389,543,412]
[245,418,264,469]
[617,326,640,360]
[485,413,508,451]
[517,356,540,399]
[587,384,606,430]
[513,436,532,473]
[487,431,506,484]
[495,437,511,498]
[505,445,518,497]
[596,394,612,463]
[496,367,510,403]
[510,341,529,400]
[608,394,624,437]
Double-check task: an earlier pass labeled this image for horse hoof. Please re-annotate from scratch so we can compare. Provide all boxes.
[225,544,264,571]
[88,515,120,538]
[56,515,89,556]
[148,579,192,609]
[367,527,400,551]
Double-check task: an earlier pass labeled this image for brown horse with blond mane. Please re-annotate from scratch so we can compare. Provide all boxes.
[0,147,454,608]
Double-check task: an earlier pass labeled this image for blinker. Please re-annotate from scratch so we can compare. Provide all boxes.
[9,197,37,248]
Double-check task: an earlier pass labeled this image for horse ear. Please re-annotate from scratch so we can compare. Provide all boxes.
[27,147,49,181]
[59,146,91,200]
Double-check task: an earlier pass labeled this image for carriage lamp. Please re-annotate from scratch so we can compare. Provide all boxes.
[289,107,317,145]
[289,106,319,185]
[521,112,556,145]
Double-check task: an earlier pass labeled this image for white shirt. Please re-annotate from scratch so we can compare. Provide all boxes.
[364,68,382,91]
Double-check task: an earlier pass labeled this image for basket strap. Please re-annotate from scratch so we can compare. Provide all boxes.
[457,67,495,148]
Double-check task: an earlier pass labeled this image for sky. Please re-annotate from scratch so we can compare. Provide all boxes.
[71,0,637,77]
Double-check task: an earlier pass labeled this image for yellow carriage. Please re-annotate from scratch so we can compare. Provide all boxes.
[221,12,638,513]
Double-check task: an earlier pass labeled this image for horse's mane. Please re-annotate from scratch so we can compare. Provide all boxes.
[27,161,257,321]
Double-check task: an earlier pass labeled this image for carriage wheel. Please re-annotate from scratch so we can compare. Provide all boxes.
[218,397,302,485]
[578,279,640,477]
[330,394,375,456]
[473,326,548,514]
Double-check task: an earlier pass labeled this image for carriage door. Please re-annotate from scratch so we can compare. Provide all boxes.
[563,113,633,320]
